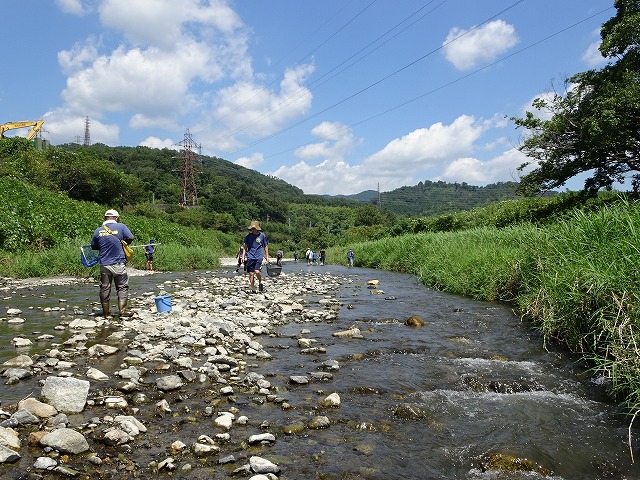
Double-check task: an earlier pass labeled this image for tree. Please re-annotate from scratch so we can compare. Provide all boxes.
[512,0,640,194]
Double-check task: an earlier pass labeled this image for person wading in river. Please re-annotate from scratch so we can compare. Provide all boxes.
[91,209,135,317]
[242,220,270,293]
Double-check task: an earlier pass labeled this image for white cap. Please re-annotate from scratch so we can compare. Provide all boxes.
[104,209,120,217]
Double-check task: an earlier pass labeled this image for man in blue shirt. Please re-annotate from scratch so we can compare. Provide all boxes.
[242,220,270,293]
[144,239,156,271]
[91,209,134,317]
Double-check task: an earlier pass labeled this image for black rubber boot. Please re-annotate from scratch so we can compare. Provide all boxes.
[101,302,112,318]
[118,299,134,317]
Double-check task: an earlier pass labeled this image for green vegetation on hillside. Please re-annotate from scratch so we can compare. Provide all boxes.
[0,176,232,277]
[330,180,529,217]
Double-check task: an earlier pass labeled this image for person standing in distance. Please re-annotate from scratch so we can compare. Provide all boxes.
[347,248,355,267]
[144,239,156,271]
[91,209,135,317]
[235,244,244,273]
[243,220,270,293]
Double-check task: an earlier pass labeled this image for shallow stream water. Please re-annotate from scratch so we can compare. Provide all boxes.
[0,265,637,479]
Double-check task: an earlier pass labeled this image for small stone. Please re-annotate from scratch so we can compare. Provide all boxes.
[289,375,309,384]
[248,433,276,445]
[318,392,340,408]
[307,416,330,429]
[0,444,21,463]
[18,398,57,419]
[34,456,57,470]
[249,456,280,474]
[40,428,90,454]
[156,375,184,391]
[170,440,187,453]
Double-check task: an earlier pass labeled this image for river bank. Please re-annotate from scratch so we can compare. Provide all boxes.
[0,265,636,479]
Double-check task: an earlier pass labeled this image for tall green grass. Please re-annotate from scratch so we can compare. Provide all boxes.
[516,201,640,406]
[0,177,235,278]
[0,238,225,278]
[330,226,534,301]
[331,200,640,410]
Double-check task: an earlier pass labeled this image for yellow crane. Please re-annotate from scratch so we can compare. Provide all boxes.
[0,119,45,140]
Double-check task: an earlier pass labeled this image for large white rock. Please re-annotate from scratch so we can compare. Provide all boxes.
[0,444,20,463]
[86,368,109,381]
[41,376,90,413]
[17,398,57,419]
[318,392,341,408]
[250,456,280,474]
[214,414,233,431]
[12,337,32,347]
[69,319,97,330]
[0,427,20,449]
[40,428,89,454]
[2,354,33,368]
[87,344,118,356]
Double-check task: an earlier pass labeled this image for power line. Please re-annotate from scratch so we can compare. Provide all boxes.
[248,5,615,163]
[189,0,379,141]
[225,0,528,158]
[198,0,449,149]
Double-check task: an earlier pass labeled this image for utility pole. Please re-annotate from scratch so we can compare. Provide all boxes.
[174,129,201,207]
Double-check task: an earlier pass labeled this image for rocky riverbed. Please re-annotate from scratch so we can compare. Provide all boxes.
[1,265,636,480]
[0,267,391,479]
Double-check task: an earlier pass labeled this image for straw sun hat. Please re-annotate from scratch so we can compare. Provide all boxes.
[248,220,262,231]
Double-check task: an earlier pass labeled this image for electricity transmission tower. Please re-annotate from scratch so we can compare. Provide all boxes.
[83,116,91,146]
[175,129,201,206]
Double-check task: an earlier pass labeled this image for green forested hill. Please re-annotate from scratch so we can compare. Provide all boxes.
[69,143,360,217]
[329,181,528,216]
[71,143,526,219]
[3,137,562,251]
[380,180,523,216]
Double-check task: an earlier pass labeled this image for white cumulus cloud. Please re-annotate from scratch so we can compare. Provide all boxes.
[235,152,264,169]
[98,0,244,49]
[271,122,372,195]
[362,115,486,176]
[56,0,86,15]
[443,19,519,70]
[139,136,179,149]
[43,109,119,145]
[207,63,315,150]
[438,148,529,185]
[50,0,257,144]
[582,40,607,67]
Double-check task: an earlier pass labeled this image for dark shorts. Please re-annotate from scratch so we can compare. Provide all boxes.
[245,258,263,273]
[145,254,154,261]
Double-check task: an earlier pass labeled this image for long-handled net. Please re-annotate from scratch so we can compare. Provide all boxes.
[80,242,161,267]
[80,245,99,267]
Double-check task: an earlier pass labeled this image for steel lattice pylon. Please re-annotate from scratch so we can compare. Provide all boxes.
[175,129,201,206]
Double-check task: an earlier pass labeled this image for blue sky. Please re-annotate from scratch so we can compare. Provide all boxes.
[1,0,614,195]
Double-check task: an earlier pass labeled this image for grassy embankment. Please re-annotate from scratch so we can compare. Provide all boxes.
[328,198,640,412]
[0,177,236,278]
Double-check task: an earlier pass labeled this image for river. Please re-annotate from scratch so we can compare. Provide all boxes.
[0,264,637,479]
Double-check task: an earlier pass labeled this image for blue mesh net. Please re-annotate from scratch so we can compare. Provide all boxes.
[80,245,99,267]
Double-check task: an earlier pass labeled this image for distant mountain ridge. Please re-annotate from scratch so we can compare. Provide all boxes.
[71,143,525,218]
[327,180,525,216]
